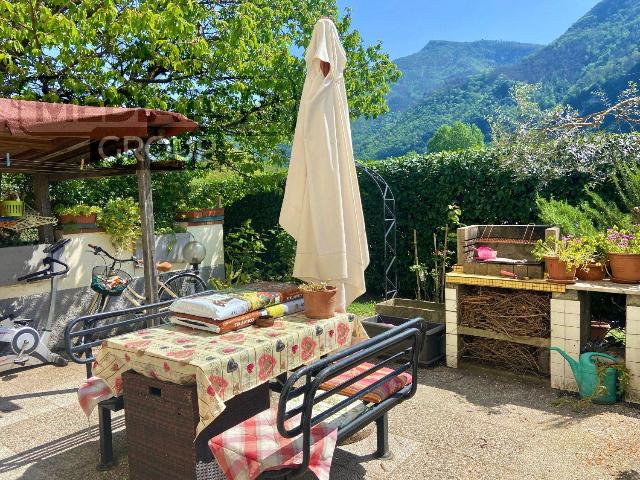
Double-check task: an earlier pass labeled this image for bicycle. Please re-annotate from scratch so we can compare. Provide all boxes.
[86,243,208,315]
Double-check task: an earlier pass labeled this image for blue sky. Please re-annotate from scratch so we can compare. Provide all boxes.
[335,0,601,59]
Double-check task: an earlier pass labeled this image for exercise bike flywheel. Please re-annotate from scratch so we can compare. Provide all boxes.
[10,327,40,355]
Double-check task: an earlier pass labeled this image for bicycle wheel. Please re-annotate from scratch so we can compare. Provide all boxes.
[159,272,208,301]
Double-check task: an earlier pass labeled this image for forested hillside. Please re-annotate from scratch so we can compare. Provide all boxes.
[353,0,640,159]
[388,40,541,111]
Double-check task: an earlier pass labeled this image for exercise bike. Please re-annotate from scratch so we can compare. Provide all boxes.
[0,238,71,372]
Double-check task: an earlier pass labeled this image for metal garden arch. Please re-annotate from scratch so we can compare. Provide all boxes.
[356,163,398,300]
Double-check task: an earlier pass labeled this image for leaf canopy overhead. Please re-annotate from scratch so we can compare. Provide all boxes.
[0,0,399,172]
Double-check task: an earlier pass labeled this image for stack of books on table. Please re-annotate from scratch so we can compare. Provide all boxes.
[169,282,304,334]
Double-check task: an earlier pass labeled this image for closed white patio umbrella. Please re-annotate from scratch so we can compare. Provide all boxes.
[279,18,369,311]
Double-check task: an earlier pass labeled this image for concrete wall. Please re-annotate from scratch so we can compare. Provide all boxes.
[0,225,224,350]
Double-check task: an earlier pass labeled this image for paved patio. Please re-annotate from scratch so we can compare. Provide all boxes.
[1,362,640,480]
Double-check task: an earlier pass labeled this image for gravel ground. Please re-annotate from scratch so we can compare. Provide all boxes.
[1,362,640,479]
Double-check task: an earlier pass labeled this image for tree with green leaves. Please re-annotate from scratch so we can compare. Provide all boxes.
[0,0,399,173]
[426,121,485,153]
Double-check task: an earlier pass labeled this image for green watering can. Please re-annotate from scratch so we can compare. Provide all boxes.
[549,347,620,404]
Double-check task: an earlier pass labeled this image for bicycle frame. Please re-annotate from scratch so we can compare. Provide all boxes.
[86,244,205,313]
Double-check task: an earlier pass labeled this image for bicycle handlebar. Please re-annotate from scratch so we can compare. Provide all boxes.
[17,257,70,283]
[87,244,137,264]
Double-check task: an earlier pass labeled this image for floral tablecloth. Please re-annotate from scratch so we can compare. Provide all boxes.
[81,313,368,436]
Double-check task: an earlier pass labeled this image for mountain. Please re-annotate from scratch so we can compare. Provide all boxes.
[388,40,542,112]
[353,0,640,160]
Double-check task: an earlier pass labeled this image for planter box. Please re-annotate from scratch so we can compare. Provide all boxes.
[362,315,445,367]
[375,298,444,324]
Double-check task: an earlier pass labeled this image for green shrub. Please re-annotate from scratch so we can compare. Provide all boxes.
[97,198,141,253]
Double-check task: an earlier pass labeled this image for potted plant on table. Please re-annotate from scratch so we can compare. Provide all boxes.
[604,226,640,284]
[532,236,595,284]
[575,233,607,282]
[300,282,337,319]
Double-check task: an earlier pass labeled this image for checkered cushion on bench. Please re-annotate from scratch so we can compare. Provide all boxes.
[318,362,412,404]
[208,395,366,480]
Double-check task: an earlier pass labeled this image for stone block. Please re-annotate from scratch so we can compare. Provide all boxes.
[565,326,581,341]
[565,340,580,355]
[445,287,457,301]
[550,310,565,326]
[550,299,565,313]
[564,313,580,327]
[551,325,565,339]
[445,299,457,312]
[445,310,457,325]
[565,300,580,314]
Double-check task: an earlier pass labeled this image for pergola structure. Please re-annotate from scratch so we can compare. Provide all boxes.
[0,98,198,304]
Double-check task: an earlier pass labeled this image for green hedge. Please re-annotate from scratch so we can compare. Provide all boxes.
[224,149,621,297]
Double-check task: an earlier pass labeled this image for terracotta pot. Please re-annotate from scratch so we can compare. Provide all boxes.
[176,208,224,220]
[544,256,576,284]
[608,253,640,284]
[303,286,337,319]
[590,321,610,341]
[576,263,605,282]
[58,213,97,225]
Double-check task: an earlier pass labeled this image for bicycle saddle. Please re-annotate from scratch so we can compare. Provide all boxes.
[156,261,172,272]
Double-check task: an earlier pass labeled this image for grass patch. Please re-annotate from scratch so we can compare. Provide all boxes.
[347,296,381,317]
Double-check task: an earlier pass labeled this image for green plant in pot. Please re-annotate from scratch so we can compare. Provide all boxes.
[56,204,101,227]
[300,282,337,319]
[605,226,640,284]
[575,233,608,282]
[532,236,595,284]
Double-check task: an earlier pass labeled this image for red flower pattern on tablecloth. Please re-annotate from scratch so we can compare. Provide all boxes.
[246,363,254,374]
[301,336,316,361]
[124,339,152,349]
[337,322,349,345]
[291,344,298,355]
[222,333,245,343]
[163,361,171,372]
[207,375,229,397]
[166,349,196,360]
[124,353,131,362]
[114,376,122,394]
[258,354,276,381]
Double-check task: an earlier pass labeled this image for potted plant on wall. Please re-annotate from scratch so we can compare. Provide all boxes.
[605,226,640,284]
[532,236,595,284]
[175,198,224,225]
[300,282,337,319]
[56,204,102,231]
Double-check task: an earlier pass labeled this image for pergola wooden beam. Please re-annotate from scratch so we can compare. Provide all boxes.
[0,98,198,306]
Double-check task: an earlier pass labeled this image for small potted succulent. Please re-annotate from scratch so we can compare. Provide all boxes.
[532,236,595,284]
[300,282,337,319]
[605,226,640,284]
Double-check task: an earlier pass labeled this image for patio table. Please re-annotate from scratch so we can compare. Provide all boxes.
[81,312,368,436]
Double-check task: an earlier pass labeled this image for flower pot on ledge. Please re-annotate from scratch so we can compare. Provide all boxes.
[576,263,605,282]
[175,208,225,225]
[608,253,640,284]
[58,213,97,226]
[544,256,576,284]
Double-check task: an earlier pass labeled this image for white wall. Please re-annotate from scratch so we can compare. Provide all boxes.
[0,224,223,300]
